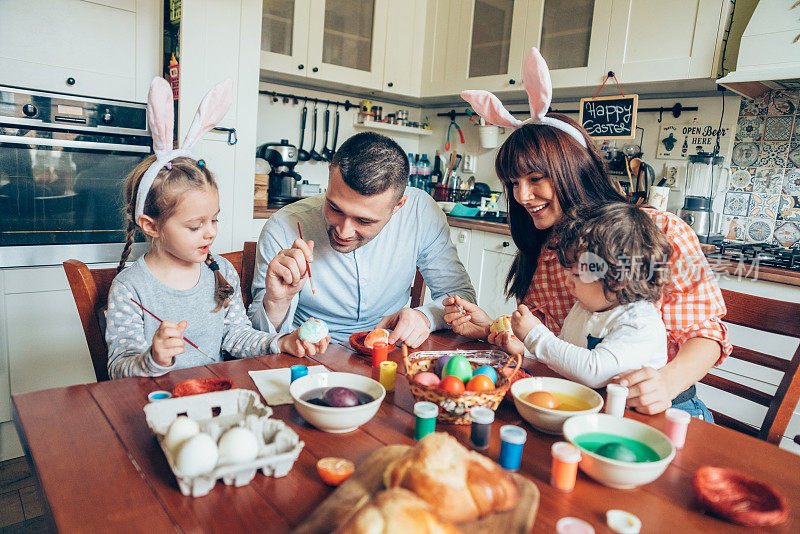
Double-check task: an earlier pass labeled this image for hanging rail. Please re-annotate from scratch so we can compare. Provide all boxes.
[438,103,697,121]
[258,90,358,111]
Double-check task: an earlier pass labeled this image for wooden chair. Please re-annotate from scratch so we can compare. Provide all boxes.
[63,241,258,382]
[410,268,426,308]
[699,288,800,445]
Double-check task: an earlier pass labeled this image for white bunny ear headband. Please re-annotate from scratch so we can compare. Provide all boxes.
[461,47,587,148]
[135,77,233,220]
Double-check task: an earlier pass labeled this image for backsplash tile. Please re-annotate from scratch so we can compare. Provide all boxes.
[748,193,780,219]
[767,90,798,116]
[764,116,793,141]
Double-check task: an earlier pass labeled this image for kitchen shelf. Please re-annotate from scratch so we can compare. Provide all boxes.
[353,120,432,136]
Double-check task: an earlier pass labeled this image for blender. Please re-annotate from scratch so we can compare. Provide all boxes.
[678,153,729,243]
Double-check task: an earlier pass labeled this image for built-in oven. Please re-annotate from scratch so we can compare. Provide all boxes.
[0,86,152,267]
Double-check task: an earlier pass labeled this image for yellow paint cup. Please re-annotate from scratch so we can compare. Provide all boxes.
[379,361,397,392]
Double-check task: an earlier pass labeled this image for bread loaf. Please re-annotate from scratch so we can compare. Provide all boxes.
[334,488,463,534]
[384,432,519,523]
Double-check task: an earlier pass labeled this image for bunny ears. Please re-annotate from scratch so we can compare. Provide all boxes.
[135,77,233,220]
[460,48,587,148]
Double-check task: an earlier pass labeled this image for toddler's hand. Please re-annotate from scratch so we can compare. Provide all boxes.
[152,320,187,366]
[279,330,331,358]
[510,304,541,341]
[487,330,525,355]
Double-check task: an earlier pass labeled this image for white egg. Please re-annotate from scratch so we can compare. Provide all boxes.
[217,427,259,464]
[175,433,219,476]
[164,416,200,452]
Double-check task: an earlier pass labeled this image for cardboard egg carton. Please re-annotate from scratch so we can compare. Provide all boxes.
[144,388,304,497]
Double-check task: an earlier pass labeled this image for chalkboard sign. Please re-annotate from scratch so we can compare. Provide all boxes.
[579,94,639,140]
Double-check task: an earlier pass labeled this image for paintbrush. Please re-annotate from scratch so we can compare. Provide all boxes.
[445,292,466,315]
[297,222,316,295]
[130,298,214,360]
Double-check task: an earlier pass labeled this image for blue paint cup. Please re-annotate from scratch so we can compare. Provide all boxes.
[290,365,308,383]
[148,390,172,402]
[499,425,527,471]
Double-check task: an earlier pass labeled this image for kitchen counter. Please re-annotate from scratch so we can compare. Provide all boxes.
[446,216,511,235]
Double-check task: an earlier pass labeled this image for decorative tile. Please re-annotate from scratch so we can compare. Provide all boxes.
[783,168,800,195]
[731,142,760,167]
[723,191,751,216]
[764,116,794,141]
[739,94,768,116]
[736,116,764,142]
[748,193,780,220]
[774,221,800,247]
[722,215,747,241]
[756,141,790,167]
[729,168,753,191]
[778,195,800,221]
[745,218,774,243]
[788,145,800,167]
[792,116,800,144]
[752,167,784,194]
[767,90,798,116]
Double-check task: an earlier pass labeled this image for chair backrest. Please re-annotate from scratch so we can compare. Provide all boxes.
[410,268,426,309]
[699,288,800,444]
[63,242,258,382]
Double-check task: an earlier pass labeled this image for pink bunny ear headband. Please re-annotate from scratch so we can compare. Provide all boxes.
[461,48,587,148]
[135,77,233,220]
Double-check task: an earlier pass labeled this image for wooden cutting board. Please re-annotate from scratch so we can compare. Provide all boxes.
[293,445,539,534]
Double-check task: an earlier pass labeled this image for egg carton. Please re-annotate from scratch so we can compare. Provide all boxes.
[144,388,304,497]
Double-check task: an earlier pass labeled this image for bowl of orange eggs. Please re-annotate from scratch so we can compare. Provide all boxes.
[511,377,603,434]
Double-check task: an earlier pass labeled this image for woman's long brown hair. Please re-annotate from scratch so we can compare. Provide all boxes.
[495,113,626,302]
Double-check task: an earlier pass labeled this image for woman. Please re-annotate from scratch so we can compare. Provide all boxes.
[446,48,731,419]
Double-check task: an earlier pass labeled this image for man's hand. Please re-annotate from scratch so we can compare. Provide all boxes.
[443,295,492,339]
[376,308,431,348]
[151,320,187,366]
[487,330,526,355]
[510,304,541,341]
[264,238,314,326]
[279,330,331,358]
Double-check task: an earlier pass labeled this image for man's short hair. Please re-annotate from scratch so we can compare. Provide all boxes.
[331,132,409,198]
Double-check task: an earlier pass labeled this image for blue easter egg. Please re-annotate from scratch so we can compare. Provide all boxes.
[472,365,497,385]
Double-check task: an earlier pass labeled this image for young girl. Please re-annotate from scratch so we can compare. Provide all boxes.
[106,78,329,379]
[491,202,673,388]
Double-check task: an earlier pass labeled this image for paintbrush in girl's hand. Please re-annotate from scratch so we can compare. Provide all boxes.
[130,298,214,360]
[297,222,316,295]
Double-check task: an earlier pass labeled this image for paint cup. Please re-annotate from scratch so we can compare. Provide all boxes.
[379,361,397,392]
[605,383,629,418]
[498,425,527,470]
[664,407,691,449]
[469,407,495,449]
[550,441,581,492]
[556,517,595,534]
[372,342,389,368]
[413,401,438,441]
[290,365,308,383]
[148,390,172,402]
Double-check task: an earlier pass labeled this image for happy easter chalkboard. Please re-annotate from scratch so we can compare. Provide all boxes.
[579,94,638,140]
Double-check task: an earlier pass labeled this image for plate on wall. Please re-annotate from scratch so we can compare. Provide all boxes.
[731,142,759,167]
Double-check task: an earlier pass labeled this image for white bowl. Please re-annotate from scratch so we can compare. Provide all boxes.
[511,377,603,434]
[289,372,385,433]
[563,413,676,489]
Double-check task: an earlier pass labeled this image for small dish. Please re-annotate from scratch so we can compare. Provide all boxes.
[693,466,789,527]
[173,378,233,397]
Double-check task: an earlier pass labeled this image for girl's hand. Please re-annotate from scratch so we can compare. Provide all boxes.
[279,330,331,358]
[152,320,187,366]
[443,295,492,339]
[614,367,672,415]
[487,330,525,355]
[510,304,541,341]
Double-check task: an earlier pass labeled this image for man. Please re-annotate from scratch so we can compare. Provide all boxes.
[248,132,475,351]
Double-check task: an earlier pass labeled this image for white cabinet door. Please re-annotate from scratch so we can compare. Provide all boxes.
[468,231,517,320]
[525,0,612,88]
[421,0,469,96]
[606,0,727,83]
[260,0,312,75]
[306,0,389,89]
[0,0,137,100]
[421,226,472,306]
[381,0,425,97]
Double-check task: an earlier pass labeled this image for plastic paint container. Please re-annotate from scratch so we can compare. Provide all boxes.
[664,407,691,449]
[605,383,628,418]
[550,441,581,492]
[556,517,595,534]
[379,361,397,392]
[413,401,438,441]
[148,390,172,402]
[290,365,308,383]
[498,425,527,470]
[469,407,495,449]
[372,342,389,368]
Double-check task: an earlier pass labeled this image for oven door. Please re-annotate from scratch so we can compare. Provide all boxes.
[0,134,151,267]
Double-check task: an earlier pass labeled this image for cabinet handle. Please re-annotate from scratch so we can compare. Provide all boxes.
[298,64,304,70]
[501,241,510,247]
[457,232,467,243]
[66,77,76,86]
[387,82,394,87]
[312,67,319,73]
[508,79,516,85]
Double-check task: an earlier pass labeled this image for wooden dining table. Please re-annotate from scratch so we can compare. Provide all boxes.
[12,332,800,533]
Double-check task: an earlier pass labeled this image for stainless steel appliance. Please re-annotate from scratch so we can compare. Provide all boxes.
[0,86,152,266]
[258,139,302,205]
[678,153,729,243]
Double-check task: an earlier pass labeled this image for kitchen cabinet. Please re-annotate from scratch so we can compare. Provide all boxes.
[0,0,160,102]
[468,230,517,320]
[381,0,426,97]
[260,0,312,75]
[421,226,472,305]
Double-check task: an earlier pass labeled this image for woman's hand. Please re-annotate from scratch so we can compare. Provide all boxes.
[151,320,187,366]
[443,295,492,339]
[614,367,672,415]
[279,330,331,358]
[487,330,526,355]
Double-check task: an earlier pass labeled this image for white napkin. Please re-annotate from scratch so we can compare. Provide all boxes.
[249,366,327,406]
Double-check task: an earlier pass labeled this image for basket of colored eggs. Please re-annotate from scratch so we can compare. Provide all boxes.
[403,349,521,424]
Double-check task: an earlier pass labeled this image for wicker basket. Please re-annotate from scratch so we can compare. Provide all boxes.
[404,349,521,424]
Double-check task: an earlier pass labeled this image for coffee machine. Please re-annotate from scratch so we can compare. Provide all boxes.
[678,153,729,243]
[258,140,302,205]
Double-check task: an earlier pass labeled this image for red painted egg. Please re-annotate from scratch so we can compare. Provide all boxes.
[439,375,466,394]
[466,374,495,392]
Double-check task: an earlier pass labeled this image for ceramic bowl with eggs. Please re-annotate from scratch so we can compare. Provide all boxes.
[511,376,603,434]
[563,413,676,489]
[290,372,386,433]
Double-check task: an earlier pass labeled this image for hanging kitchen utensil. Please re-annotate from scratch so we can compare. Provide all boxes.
[330,106,340,155]
[321,106,332,161]
[445,120,465,151]
[297,100,310,161]
[309,103,324,161]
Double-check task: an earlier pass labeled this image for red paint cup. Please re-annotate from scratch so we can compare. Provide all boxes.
[372,342,389,367]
